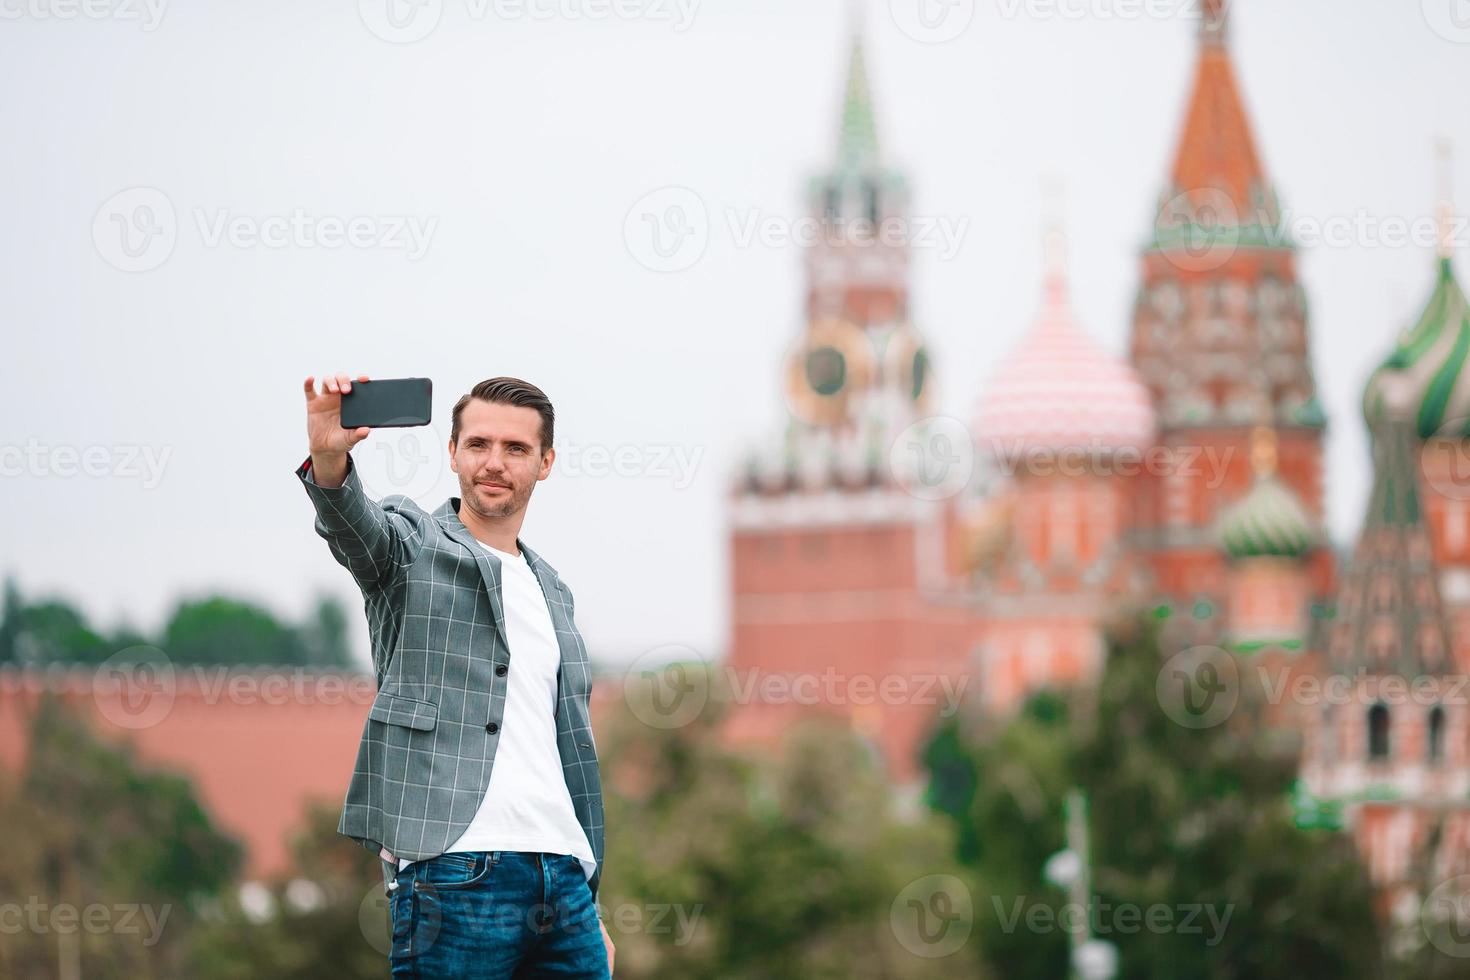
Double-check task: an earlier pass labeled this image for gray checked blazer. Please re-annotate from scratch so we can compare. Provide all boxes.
[294,454,604,901]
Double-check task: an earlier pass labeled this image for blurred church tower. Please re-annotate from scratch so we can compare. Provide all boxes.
[1300,153,1470,927]
[724,24,977,786]
[1125,0,1334,620]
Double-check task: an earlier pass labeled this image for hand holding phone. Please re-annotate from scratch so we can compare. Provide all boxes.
[302,375,433,488]
[304,374,374,460]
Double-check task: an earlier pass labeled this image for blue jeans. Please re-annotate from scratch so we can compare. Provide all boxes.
[389,851,610,979]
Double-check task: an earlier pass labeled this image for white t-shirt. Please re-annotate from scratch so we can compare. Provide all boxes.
[399,539,596,883]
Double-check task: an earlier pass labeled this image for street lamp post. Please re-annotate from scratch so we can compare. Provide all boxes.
[1044,788,1118,980]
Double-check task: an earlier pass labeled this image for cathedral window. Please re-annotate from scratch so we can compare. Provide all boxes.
[1428,705,1446,764]
[1367,703,1391,761]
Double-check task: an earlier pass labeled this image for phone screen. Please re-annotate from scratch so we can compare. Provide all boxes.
[339,378,433,429]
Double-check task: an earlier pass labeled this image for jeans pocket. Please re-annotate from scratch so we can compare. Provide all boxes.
[417,851,495,890]
[390,877,445,964]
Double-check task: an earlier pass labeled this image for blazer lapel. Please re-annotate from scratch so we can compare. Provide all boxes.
[435,500,510,655]
[518,540,584,719]
[525,548,575,660]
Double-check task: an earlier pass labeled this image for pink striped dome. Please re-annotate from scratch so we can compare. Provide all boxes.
[976,271,1157,459]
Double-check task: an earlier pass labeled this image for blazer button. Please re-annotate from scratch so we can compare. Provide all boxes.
[495,664,508,676]
[486,722,499,734]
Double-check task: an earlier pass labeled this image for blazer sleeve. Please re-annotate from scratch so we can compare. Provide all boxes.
[295,454,426,593]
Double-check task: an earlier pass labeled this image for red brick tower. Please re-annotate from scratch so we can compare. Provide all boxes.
[1127,0,1329,610]
[725,31,976,785]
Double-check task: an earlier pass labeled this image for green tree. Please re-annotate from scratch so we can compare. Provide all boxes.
[0,578,354,668]
[162,596,308,666]
[184,805,388,979]
[297,594,352,667]
[0,579,110,665]
[599,666,986,978]
[0,694,242,979]
[924,614,1386,979]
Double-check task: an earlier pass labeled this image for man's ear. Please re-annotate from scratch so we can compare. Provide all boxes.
[538,446,555,481]
[447,440,457,472]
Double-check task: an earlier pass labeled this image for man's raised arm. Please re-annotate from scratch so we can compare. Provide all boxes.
[297,374,425,593]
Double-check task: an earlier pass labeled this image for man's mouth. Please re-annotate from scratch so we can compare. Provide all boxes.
[478,481,511,493]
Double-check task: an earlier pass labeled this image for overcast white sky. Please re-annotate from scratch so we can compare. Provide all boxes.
[2,0,1468,668]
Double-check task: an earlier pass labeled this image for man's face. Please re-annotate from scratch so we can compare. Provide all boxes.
[449,399,553,520]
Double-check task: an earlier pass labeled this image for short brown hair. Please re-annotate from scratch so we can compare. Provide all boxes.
[450,377,555,452]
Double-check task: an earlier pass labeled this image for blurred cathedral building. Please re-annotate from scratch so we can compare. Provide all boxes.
[722,0,1470,922]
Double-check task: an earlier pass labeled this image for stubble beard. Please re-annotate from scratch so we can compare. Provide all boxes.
[459,469,531,520]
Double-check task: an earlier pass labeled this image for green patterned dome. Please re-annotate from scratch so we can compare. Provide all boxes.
[1218,475,1318,559]
[1363,258,1470,438]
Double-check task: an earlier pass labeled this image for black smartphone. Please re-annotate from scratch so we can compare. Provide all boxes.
[339,378,433,429]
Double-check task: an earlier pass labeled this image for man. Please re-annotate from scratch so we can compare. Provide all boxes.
[297,373,614,978]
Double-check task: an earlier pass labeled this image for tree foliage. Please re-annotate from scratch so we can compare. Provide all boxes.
[924,614,1388,979]
[0,695,242,979]
[0,576,352,668]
